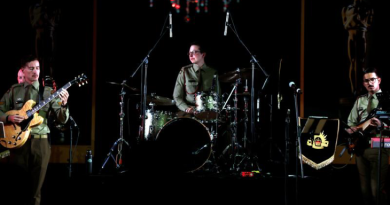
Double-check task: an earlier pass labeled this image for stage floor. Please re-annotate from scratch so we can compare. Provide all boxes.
[1,161,368,205]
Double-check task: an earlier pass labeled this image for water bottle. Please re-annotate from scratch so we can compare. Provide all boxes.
[86,150,93,175]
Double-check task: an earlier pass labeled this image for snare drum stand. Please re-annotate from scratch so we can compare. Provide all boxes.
[100,81,130,173]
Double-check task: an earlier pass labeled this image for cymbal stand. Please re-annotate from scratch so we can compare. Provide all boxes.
[100,81,130,173]
[220,77,244,171]
[235,78,262,172]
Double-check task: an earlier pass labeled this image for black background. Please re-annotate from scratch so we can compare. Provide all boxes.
[1,0,389,168]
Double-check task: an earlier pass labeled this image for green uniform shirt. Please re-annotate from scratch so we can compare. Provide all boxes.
[347,90,381,127]
[173,64,221,111]
[0,81,69,135]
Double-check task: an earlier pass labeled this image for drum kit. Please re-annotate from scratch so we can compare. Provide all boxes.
[102,67,259,174]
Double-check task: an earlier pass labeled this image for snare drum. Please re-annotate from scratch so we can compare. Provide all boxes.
[144,109,174,141]
[195,91,219,121]
[156,117,211,172]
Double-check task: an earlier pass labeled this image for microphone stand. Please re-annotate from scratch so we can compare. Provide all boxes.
[291,90,304,205]
[130,13,171,143]
[68,116,78,178]
[225,14,270,172]
[376,126,383,205]
[68,118,73,178]
[284,109,291,205]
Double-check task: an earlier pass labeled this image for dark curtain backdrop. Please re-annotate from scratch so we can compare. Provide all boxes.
[1,0,389,167]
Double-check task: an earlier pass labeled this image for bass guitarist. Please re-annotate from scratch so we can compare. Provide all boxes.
[0,55,69,205]
[346,67,389,205]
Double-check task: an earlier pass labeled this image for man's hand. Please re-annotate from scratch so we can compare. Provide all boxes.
[369,117,381,127]
[345,126,358,134]
[185,107,194,114]
[7,115,25,124]
[59,90,69,106]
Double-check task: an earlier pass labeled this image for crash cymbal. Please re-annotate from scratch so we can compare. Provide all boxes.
[219,68,258,83]
[107,81,140,92]
[147,95,175,106]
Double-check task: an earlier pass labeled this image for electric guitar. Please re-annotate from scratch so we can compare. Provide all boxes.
[0,74,88,149]
[346,108,380,154]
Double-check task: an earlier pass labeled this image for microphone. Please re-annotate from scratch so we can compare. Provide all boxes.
[69,116,78,128]
[224,11,230,36]
[289,81,302,94]
[169,12,173,38]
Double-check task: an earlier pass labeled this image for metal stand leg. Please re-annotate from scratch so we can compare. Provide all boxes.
[99,81,131,174]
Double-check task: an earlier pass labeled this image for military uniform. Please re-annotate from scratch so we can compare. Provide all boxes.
[0,80,69,205]
[173,64,220,112]
[347,90,389,205]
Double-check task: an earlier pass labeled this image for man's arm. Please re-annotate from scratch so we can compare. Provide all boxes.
[0,90,12,123]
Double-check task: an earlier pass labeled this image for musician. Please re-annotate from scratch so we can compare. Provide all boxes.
[346,67,389,205]
[18,68,25,84]
[0,55,69,205]
[173,41,221,115]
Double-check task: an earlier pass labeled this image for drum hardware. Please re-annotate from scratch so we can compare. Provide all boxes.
[143,102,175,141]
[194,91,219,121]
[146,93,175,106]
[107,81,140,93]
[223,12,271,174]
[218,67,259,83]
[100,80,131,173]
[218,77,244,171]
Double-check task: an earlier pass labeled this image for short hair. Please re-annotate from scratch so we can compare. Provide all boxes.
[363,67,381,78]
[20,55,38,68]
[190,41,207,53]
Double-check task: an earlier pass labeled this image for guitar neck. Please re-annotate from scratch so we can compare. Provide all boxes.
[28,82,72,117]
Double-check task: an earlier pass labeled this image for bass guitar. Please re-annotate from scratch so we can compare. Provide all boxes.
[0,74,87,149]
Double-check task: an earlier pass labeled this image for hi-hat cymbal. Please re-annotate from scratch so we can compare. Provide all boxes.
[147,95,175,106]
[107,81,140,92]
[219,68,258,83]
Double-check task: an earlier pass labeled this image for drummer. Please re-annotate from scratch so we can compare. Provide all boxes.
[173,41,221,116]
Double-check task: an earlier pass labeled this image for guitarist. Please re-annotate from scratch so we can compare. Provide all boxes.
[346,67,389,205]
[0,55,69,205]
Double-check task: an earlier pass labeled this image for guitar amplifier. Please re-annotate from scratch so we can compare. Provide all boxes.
[371,138,390,148]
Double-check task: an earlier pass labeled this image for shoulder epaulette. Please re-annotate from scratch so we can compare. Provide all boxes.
[180,64,193,73]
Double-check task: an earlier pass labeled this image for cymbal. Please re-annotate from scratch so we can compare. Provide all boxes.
[107,81,140,92]
[219,68,258,83]
[147,95,175,106]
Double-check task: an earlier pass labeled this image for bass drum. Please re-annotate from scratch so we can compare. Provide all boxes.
[156,117,211,173]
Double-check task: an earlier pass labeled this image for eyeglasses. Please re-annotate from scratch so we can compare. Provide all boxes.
[187,50,201,56]
[363,78,378,83]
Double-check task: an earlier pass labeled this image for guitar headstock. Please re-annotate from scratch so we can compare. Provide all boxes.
[73,73,88,87]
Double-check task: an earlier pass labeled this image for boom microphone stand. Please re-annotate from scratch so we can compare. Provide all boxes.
[130,13,171,142]
[225,12,270,172]
[225,12,269,171]
[290,86,304,205]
